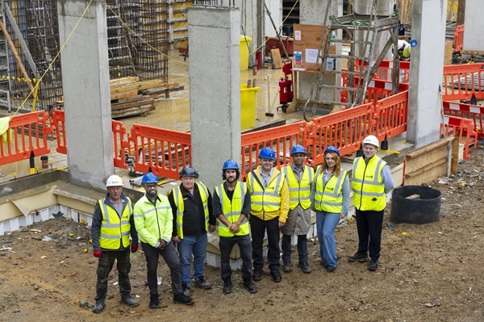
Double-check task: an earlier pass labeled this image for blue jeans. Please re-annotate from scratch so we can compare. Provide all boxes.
[316,211,340,269]
[178,234,208,287]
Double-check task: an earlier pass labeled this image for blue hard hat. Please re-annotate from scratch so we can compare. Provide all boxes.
[259,147,275,160]
[324,146,340,156]
[290,144,307,156]
[142,172,158,184]
[179,165,199,178]
[222,159,239,171]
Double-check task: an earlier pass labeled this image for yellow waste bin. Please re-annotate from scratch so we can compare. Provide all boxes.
[240,84,260,130]
[240,35,252,71]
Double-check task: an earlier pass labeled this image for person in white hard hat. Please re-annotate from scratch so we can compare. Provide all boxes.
[348,135,394,271]
[397,39,411,60]
[90,175,139,314]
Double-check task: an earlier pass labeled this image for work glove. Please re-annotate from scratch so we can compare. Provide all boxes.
[93,250,102,258]
[131,244,139,253]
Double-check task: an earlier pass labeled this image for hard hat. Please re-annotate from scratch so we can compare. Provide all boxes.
[222,159,239,171]
[290,144,307,156]
[179,165,199,178]
[259,147,275,160]
[362,135,380,148]
[106,175,123,187]
[141,172,158,184]
[324,146,340,156]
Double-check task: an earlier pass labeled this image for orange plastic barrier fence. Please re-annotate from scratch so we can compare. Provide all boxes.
[0,111,51,165]
[341,76,409,104]
[353,60,410,83]
[374,91,408,139]
[442,101,484,139]
[52,110,66,154]
[440,115,477,159]
[453,25,464,53]
[442,63,484,101]
[112,120,129,169]
[128,124,191,179]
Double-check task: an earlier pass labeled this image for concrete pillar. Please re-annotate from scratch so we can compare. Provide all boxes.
[407,0,447,147]
[189,6,241,190]
[57,0,113,190]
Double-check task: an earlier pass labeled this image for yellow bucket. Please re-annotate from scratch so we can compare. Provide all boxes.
[240,84,260,130]
[240,35,252,71]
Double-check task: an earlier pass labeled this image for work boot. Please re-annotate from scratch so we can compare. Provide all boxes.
[92,300,105,314]
[243,279,258,294]
[347,252,369,263]
[121,295,139,307]
[173,293,194,305]
[282,261,293,273]
[271,272,282,283]
[149,300,168,309]
[182,283,191,296]
[368,260,379,271]
[223,279,232,294]
[194,276,212,290]
[252,271,262,282]
[298,262,312,274]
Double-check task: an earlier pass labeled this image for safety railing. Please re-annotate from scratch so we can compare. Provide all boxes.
[353,59,411,83]
[341,76,409,104]
[440,115,477,159]
[51,110,66,154]
[442,63,484,101]
[374,90,408,140]
[453,24,464,53]
[0,111,51,165]
[442,101,484,139]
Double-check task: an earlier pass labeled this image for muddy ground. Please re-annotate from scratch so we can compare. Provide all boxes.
[0,148,483,322]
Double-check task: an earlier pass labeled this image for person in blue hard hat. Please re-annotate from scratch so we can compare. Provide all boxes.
[281,145,315,274]
[213,159,257,294]
[313,146,350,273]
[168,166,216,296]
[133,172,194,308]
[247,147,289,283]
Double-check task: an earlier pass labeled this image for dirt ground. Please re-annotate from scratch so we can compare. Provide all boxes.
[0,148,482,322]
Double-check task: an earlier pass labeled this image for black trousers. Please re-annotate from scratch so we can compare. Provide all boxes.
[250,215,281,275]
[95,248,131,302]
[219,234,253,281]
[355,209,384,261]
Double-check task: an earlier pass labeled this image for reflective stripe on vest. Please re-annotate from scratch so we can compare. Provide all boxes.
[314,167,346,213]
[351,156,386,211]
[173,182,209,239]
[282,165,313,210]
[99,198,132,250]
[215,182,249,237]
[248,170,284,212]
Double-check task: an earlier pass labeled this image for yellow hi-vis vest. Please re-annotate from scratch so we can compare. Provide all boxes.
[247,170,285,213]
[314,166,346,213]
[282,165,314,210]
[351,156,387,211]
[214,181,250,237]
[99,198,132,250]
[173,182,209,239]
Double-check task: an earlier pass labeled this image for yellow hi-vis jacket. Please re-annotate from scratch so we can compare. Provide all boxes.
[313,166,347,213]
[351,155,387,211]
[282,164,314,210]
[214,181,250,237]
[133,193,173,247]
[99,198,132,250]
[247,167,289,223]
[173,182,209,239]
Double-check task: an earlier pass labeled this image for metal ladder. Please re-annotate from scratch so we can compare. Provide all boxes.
[303,0,400,121]
[0,3,10,111]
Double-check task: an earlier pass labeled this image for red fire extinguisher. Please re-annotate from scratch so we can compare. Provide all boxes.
[278,60,294,113]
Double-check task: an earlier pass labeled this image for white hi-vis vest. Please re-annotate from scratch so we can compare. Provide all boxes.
[214,182,249,237]
[351,156,387,211]
[99,198,132,250]
[314,166,346,213]
[173,182,209,239]
[282,165,314,210]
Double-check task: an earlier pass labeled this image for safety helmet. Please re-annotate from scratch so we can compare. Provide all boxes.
[362,135,380,148]
[179,165,199,178]
[258,147,275,160]
[141,172,158,184]
[106,175,123,187]
[222,159,239,171]
[324,146,340,156]
[290,144,307,156]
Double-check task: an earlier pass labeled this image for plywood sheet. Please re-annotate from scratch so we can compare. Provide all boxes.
[271,48,282,69]
[293,24,329,71]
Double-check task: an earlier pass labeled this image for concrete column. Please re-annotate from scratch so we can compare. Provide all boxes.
[57,0,113,190]
[189,6,241,191]
[407,0,447,147]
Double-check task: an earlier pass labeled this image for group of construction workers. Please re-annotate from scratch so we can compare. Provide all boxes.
[90,134,394,313]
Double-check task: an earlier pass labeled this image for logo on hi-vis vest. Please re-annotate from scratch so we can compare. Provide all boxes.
[365,175,374,179]
[265,186,275,191]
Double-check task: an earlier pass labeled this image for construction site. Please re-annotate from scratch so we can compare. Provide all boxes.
[0,0,483,320]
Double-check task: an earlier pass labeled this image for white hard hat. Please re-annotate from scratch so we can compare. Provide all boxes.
[106,175,123,187]
[362,135,380,148]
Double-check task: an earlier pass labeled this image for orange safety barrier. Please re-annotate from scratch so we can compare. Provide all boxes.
[112,119,129,169]
[353,60,410,83]
[0,111,51,165]
[440,115,477,159]
[51,110,66,154]
[453,25,464,53]
[442,63,484,101]
[341,76,409,104]
[374,91,408,139]
[442,101,484,139]
[128,124,191,179]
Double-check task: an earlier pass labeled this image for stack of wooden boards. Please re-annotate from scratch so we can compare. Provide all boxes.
[110,77,181,118]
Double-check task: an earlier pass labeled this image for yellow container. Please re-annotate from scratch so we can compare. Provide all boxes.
[240,35,252,71]
[240,84,260,130]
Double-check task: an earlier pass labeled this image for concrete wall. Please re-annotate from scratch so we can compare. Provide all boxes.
[463,0,484,51]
